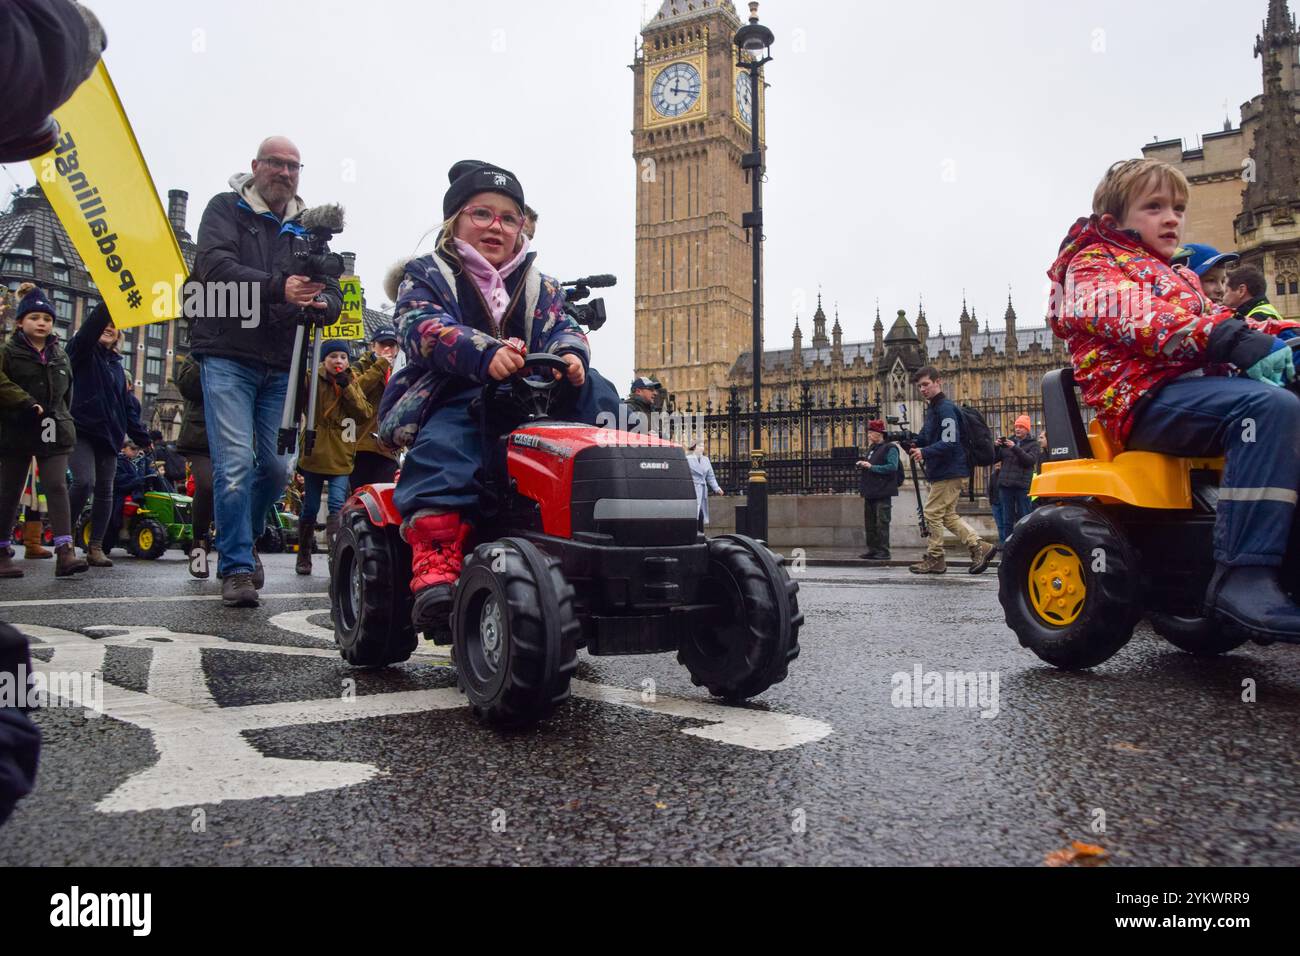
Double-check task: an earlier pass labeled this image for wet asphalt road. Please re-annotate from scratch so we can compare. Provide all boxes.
[1,551,1298,866]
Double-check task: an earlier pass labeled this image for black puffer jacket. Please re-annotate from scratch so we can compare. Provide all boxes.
[0,331,75,456]
[174,354,207,458]
[996,434,1041,490]
[188,178,343,371]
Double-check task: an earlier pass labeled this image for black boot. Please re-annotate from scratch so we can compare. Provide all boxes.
[296,517,315,576]
[1205,564,1300,640]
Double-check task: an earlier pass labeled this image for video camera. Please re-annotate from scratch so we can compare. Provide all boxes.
[561,274,615,331]
[884,405,920,447]
[291,204,347,284]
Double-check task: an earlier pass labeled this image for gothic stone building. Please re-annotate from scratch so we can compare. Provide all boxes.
[631,1,1062,446]
[1143,0,1300,321]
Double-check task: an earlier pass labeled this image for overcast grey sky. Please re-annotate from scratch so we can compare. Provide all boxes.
[3,0,1279,388]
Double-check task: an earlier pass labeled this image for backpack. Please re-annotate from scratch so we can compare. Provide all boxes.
[893,445,906,487]
[957,405,997,467]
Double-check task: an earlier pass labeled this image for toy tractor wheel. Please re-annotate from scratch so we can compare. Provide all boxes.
[451,538,580,728]
[127,518,168,560]
[678,535,803,701]
[999,504,1141,669]
[331,508,416,667]
[258,525,286,554]
[75,513,92,553]
[1149,613,1249,657]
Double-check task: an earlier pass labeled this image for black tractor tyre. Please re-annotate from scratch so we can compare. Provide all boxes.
[126,517,169,560]
[451,538,580,728]
[258,525,286,554]
[331,508,417,667]
[1149,613,1249,657]
[998,503,1141,669]
[678,534,803,701]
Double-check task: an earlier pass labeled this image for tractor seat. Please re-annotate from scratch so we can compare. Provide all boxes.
[1035,368,1222,509]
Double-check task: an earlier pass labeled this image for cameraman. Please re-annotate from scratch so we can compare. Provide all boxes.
[855,419,899,561]
[906,366,997,575]
[993,415,1040,535]
[188,136,343,608]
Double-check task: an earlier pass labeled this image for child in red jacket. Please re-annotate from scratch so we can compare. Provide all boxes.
[1048,158,1300,640]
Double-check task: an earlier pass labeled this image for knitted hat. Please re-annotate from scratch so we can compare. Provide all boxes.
[320,340,351,360]
[14,283,55,322]
[443,160,525,220]
[868,419,886,435]
[1014,414,1032,431]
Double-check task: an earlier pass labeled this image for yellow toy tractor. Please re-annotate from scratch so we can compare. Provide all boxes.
[998,368,1293,668]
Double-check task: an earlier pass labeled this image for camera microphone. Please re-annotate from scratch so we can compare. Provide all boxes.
[564,275,617,289]
[299,203,346,235]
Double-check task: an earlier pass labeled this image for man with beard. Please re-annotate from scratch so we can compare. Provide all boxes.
[188,136,343,607]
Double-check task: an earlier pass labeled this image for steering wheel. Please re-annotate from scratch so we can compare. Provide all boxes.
[503,352,571,420]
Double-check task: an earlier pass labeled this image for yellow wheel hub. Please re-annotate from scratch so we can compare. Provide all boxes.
[1028,544,1087,626]
[138,528,154,551]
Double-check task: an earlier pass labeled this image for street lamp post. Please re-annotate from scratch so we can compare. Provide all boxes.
[736,1,773,541]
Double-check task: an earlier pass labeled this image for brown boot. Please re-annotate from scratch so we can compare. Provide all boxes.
[968,541,998,575]
[909,552,947,575]
[0,546,23,579]
[23,521,52,559]
[55,543,88,577]
[86,544,114,568]
[296,517,315,575]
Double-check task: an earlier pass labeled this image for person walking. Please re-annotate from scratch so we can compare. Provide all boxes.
[187,136,343,606]
[66,302,151,569]
[0,284,86,577]
[856,419,900,560]
[906,366,998,575]
[686,442,723,531]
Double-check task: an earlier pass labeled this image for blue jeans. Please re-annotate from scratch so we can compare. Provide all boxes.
[989,490,1007,543]
[199,355,290,577]
[300,469,349,521]
[999,485,1032,537]
[1127,376,1300,566]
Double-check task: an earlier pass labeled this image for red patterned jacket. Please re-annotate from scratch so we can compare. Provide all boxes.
[1046,216,1297,445]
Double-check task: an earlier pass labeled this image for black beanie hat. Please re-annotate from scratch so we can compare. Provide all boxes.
[320,340,351,360]
[443,160,525,220]
[14,284,55,322]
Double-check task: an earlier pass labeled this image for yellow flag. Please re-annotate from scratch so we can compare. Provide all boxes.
[28,61,186,331]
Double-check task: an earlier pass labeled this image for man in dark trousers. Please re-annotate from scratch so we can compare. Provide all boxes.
[856,419,899,560]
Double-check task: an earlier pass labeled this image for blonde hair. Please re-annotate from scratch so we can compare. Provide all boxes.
[1092,159,1189,221]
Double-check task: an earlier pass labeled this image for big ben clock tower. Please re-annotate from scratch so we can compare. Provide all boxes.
[632,0,764,411]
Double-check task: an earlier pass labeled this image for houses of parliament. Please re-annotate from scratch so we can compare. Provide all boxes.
[631,0,1300,433]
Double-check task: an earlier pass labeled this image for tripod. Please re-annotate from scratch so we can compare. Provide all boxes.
[277,309,324,457]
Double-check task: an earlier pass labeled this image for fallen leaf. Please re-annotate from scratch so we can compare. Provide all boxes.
[1110,742,1148,754]
[1044,841,1110,867]
[654,801,668,810]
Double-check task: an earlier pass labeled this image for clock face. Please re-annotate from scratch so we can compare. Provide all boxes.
[735,71,753,126]
[651,62,702,118]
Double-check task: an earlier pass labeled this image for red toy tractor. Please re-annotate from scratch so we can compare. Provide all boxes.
[330,354,802,727]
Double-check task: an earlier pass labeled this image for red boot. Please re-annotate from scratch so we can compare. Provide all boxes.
[403,511,472,632]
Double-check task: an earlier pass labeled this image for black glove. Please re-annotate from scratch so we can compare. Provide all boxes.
[334,370,352,388]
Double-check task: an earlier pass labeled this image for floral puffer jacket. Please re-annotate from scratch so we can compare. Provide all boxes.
[1046,216,1299,445]
[378,248,589,450]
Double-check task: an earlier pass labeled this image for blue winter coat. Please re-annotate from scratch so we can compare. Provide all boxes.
[66,304,151,453]
[379,247,590,449]
[916,392,969,482]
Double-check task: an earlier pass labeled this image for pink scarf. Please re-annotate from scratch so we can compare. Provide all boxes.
[454,236,531,329]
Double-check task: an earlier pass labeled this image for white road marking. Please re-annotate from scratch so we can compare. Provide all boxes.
[571,681,831,752]
[266,609,450,659]
[0,593,328,609]
[19,619,832,812]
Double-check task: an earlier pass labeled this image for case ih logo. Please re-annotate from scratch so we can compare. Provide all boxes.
[639,461,670,471]
[511,433,572,459]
